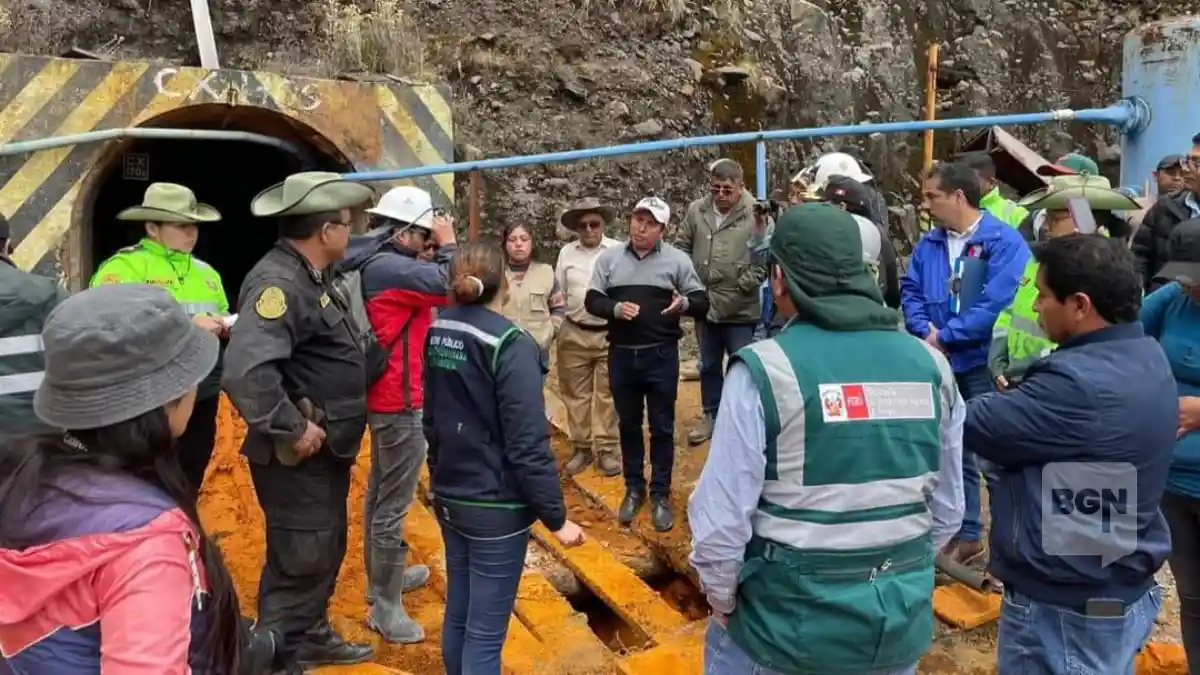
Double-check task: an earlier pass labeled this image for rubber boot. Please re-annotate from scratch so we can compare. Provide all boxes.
[367,548,426,643]
[367,542,430,607]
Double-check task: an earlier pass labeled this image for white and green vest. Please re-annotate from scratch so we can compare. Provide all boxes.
[726,321,957,674]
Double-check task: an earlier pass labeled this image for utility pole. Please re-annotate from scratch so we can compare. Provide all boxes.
[189,0,221,70]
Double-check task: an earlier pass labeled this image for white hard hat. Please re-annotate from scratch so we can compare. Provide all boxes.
[851,214,882,265]
[796,151,873,195]
[367,185,435,229]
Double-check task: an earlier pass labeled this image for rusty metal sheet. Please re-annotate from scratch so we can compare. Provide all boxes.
[0,53,454,275]
[959,126,1052,196]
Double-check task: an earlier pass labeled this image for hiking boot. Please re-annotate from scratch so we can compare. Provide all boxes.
[688,416,715,445]
[650,496,674,532]
[565,448,594,476]
[596,448,621,478]
[618,489,646,525]
[366,547,427,644]
[293,621,374,666]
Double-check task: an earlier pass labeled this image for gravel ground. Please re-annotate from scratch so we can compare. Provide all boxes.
[1153,565,1183,644]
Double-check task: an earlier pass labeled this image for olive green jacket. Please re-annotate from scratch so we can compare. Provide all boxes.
[675,190,765,324]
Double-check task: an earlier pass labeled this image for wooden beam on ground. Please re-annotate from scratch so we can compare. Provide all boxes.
[531,521,689,646]
[513,571,616,673]
[404,499,548,675]
[616,621,706,675]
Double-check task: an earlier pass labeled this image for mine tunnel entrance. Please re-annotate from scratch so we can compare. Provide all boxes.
[77,104,354,306]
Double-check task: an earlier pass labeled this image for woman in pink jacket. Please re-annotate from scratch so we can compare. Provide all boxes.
[0,284,244,674]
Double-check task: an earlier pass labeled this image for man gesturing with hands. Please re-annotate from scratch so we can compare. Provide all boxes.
[585,196,710,532]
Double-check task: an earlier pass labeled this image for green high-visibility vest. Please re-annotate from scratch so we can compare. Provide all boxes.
[980,187,1028,228]
[993,259,1055,376]
[726,322,956,674]
[91,237,229,398]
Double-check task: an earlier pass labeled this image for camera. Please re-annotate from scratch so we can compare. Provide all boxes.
[753,199,785,219]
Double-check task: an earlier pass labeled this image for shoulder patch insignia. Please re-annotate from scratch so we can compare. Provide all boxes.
[255,286,287,320]
[98,273,122,285]
[206,278,219,292]
[320,293,331,308]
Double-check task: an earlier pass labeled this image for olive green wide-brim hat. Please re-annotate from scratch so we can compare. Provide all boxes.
[1018,174,1140,212]
[116,182,221,223]
[251,171,376,218]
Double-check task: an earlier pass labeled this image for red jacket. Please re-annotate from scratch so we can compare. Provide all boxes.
[344,235,453,412]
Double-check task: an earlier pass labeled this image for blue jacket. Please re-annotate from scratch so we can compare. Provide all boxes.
[900,213,1029,373]
[422,304,566,532]
[964,323,1174,608]
[1139,282,1200,498]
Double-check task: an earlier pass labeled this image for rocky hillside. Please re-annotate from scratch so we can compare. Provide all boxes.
[2,0,1195,249]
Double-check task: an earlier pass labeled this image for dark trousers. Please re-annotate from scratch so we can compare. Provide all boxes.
[697,321,756,418]
[955,365,993,543]
[177,394,220,503]
[438,516,530,675]
[250,451,351,651]
[609,343,680,499]
[1162,491,1200,673]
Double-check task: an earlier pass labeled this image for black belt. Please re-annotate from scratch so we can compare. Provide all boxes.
[566,318,608,332]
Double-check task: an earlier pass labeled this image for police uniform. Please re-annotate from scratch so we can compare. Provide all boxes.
[0,213,67,433]
[89,183,227,498]
[221,172,376,667]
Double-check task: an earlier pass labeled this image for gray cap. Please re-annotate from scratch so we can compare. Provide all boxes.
[34,284,219,430]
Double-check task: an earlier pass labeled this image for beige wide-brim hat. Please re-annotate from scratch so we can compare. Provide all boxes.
[251,171,375,218]
[560,198,618,230]
[115,183,221,223]
[1018,174,1140,212]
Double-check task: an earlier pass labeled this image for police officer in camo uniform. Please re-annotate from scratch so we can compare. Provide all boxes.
[222,172,376,669]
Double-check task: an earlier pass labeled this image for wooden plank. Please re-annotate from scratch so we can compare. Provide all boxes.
[617,621,706,675]
[514,571,616,673]
[531,522,689,646]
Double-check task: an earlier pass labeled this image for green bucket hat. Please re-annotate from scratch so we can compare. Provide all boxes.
[251,171,375,218]
[116,183,221,223]
[1018,174,1140,211]
[770,203,899,331]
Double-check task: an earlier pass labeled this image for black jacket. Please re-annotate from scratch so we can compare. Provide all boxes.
[0,258,66,434]
[1133,191,1196,292]
[423,304,566,532]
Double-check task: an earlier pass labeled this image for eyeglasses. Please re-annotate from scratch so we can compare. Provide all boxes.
[710,185,738,196]
[578,220,604,231]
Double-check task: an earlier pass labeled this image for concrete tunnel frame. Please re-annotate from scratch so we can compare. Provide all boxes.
[0,54,455,285]
[63,104,357,289]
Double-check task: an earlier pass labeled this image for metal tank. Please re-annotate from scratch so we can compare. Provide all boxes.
[1121,16,1200,196]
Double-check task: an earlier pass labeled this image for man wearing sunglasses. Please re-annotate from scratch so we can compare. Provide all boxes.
[339,185,457,645]
[1135,132,1200,293]
[676,159,767,446]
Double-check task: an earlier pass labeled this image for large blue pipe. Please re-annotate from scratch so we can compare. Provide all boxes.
[1120,17,1200,197]
[344,101,1147,183]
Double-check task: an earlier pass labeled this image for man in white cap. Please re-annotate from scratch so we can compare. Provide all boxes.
[341,185,457,644]
[223,171,377,668]
[585,196,709,532]
[799,150,890,226]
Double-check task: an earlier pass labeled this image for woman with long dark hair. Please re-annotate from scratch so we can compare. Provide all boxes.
[499,222,565,368]
[0,284,243,674]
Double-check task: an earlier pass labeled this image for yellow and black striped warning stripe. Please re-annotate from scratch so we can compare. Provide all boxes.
[0,54,454,275]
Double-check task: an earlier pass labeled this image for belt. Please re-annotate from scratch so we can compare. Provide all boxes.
[566,318,608,332]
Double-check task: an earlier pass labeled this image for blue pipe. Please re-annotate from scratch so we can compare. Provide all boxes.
[344,100,1146,183]
[755,140,767,200]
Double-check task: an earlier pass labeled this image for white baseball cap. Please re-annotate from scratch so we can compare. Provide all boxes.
[633,196,670,225]
[367,185,435,229]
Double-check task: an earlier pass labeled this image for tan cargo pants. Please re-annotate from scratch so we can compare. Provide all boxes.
[556,320,618,453]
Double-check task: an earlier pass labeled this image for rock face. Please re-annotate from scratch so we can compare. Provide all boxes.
[1,0,1194,252]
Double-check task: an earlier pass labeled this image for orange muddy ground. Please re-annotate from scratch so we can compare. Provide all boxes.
[200,382,1189,675]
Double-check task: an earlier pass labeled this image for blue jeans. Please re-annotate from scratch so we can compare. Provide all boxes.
[704,619,917,675]
[697,321,757,417]
[609,343,680,498]
[997,586,1162,675]
[955,365,993,543]
[438,518,531,675]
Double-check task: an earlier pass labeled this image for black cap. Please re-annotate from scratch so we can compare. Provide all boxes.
[1155,219,1200,284]
[1156,154,1186,171]
[0,212,9,241]
[821,176,872,219]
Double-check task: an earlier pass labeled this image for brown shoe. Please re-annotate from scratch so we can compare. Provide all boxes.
[596,449,621,477]
[565,448,593,475]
